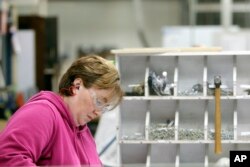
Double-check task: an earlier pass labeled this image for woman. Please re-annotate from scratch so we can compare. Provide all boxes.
[0,55,123,166]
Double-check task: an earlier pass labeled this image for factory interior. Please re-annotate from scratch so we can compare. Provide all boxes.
[1,0,250,166]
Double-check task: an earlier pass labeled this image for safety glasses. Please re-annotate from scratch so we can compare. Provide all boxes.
[88,89,113,114]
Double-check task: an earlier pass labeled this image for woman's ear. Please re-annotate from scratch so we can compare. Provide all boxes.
[69,86,76,96]
[73,78,82,87]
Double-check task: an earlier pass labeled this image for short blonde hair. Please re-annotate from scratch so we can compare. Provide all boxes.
[59,55,123,108]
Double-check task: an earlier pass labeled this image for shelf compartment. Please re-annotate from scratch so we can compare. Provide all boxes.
[117,56,147,96]
[207,100,234,140]
[178,100,206,140]
[119,100,147,140]
[237,99,250,140]
[148,100,177,140]
[179,144,205,163]
[236,55,250,96]
[207,55,234,96]
[177,81,204,97]
[207,144,235,164]
[148,56,176,96]
[120,143,148,164]
[150,144,177,164]
[178,56,204,96]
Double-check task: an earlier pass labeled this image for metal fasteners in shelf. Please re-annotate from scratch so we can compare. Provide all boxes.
[149,122,175,140]
[148,70,174,96]
[121,132,144,140]
[178,83,203,96]
[208,129,234,140]
[178,128,204,140]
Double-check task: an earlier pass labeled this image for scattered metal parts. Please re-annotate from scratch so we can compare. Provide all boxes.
[207,82,233,96]
[148,70,174,96]
[243,89,250,95]
[126,83,145,96]
[207,88,233,96]
[121,132,144,140]
[149,122,175,140]
[178,128,204,140]
[240,84,250,95]
[192,83,203,93]
[208,129,234,140]
[178,83,203,96]
[239,131,250,140]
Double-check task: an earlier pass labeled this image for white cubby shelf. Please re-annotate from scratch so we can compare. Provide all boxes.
[112,48,250,166]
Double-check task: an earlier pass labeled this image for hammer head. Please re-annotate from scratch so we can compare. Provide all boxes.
[214,76,222,88]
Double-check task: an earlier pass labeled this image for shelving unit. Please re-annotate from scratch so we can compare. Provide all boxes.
[112,48,250,166]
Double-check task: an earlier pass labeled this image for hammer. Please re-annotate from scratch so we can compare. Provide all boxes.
[214,75,222,154]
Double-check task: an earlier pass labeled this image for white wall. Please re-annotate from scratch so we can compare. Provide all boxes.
[47,1,182,58]
[15,30,36,92]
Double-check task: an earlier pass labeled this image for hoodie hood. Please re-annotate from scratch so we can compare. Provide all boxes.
[27,91,76,129]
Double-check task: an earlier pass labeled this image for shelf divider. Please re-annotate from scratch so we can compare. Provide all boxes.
[233,55,237,96]
[234,100,237,140]
[174,56,179,96]
[205,144,209,167]
[175,101,180,141]
[204,100,208,140]
[145,102,150,140]
[203,56,208,96]
[145,67,149,97]
[146,144,151,167]
[175,144,180,167]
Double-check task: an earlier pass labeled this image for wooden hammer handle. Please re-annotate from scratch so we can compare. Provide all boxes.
[215,87,222,154]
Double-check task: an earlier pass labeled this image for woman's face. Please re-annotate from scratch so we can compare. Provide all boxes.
[68,79,113,126]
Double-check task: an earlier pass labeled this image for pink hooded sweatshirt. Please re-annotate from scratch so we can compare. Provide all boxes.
[0,91,102,166]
